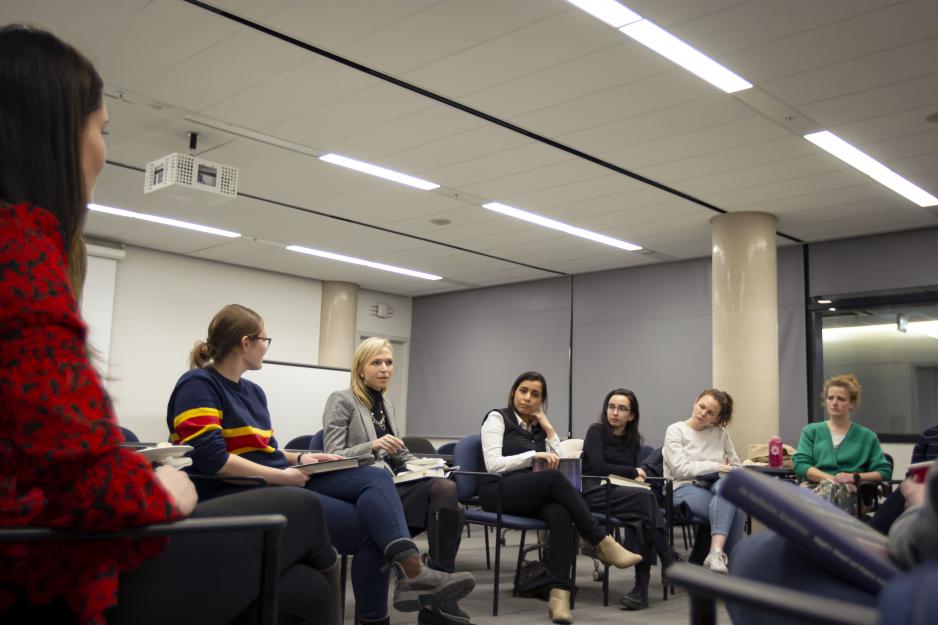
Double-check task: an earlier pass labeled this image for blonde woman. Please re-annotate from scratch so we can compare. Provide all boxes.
[323,338,470,625]
[792,374,892,512]
[169,307,474,625]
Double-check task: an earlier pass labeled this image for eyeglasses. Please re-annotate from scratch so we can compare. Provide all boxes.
[607,404,631,414]
[250,336,273,348]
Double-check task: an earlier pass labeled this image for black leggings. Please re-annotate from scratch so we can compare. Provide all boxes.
[478,470,604,589]
[109,487,335,625]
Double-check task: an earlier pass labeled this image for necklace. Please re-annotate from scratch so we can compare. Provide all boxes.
[372,401,387,430]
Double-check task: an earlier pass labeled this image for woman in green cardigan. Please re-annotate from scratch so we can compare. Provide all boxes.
[792,374,892,512]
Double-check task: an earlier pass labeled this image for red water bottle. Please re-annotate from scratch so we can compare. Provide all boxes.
[768,435,783,468]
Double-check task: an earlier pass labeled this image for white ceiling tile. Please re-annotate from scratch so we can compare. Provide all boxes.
[199,58,377,130]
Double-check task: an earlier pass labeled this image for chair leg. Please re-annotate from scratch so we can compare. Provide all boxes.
[513,530,528,597]
[340,554,348,624]
[493,523,502,616]
[483,525,491,570]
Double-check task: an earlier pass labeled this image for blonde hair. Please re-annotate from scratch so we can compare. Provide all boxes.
[189,304,263,369]
[822,374,862,407]
[351,337,392,410]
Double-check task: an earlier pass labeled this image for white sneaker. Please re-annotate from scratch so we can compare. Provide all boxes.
[703,550,729,574]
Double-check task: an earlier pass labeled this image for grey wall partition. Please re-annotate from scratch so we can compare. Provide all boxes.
[408,277,572,437]
[570,258,713,448]
[777,245,809,444]
[809,225,938,296]
[408,244,810,447]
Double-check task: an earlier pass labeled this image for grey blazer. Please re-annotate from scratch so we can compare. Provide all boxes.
[322,387,415,465]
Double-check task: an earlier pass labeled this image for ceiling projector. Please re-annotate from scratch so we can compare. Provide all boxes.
[143,133,238,205]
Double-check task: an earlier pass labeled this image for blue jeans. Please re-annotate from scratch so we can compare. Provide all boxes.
[673,478,745,554]
[306,466,412,621]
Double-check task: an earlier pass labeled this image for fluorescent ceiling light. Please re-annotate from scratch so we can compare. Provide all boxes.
[620,19,752,93]
[565,0,640,28]
[804,131,938,207]
[482,202,641,251]
[319,153,440,191]
[88,203,240,238]
[286,245,442,281]
[822,320,938,341]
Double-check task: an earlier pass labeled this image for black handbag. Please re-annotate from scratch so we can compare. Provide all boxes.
[514,559,553,600]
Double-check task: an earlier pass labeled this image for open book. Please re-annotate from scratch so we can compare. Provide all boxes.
[721,467,898,592]
[608,474,651,490]
[292,455,373,476]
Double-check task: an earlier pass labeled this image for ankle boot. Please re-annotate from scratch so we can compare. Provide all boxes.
[619,563,650,610]
[428,507,465,573]
[594,535,642,569]
[547,588,572,624]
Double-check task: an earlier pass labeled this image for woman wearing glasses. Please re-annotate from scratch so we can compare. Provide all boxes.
[322,337,470,625]
[581,389,678,610]
[168,305,474,625]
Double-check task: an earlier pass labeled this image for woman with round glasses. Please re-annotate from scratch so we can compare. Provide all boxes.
[581,388,678,610]
[168,304,474,625]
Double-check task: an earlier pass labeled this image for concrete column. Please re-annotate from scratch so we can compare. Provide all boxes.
[711,212,779,458]
[319,281,359,369]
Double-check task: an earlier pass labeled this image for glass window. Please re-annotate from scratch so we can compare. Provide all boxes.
[813,298,938,438]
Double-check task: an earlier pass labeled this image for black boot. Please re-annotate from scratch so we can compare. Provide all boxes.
[653,527,683,582]
[620,562,650,610]
[428,507,465,573]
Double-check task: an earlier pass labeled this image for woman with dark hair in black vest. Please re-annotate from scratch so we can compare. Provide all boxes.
[479,372,642,624]
[581,388,678,610]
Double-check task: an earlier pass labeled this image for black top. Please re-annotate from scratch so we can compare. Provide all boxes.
[581,422,640,479]
[366,386,391,439]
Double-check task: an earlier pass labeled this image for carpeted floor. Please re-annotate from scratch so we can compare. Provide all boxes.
[341,527,730,625]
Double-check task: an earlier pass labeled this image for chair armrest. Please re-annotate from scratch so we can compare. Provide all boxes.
[189,474,268,488]
[0,515,287,625]
[0,514,286,541]
[666,563,878,625]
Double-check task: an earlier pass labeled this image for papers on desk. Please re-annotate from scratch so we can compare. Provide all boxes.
[393,457,455,484]
[135,443,193,468]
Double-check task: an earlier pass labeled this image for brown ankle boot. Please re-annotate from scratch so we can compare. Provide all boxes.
[548,588,572,624]
[594,535,642,569]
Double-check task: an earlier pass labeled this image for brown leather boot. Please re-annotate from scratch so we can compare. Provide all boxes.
[594,535,642,569]
[548,588,572,624]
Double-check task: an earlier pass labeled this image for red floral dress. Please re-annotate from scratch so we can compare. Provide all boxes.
[0,203,181,624]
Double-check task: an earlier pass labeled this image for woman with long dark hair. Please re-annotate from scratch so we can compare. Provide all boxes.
[480,371,642,624]
[581,389,677,610]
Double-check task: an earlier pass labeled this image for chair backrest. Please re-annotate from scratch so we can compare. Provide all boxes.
[453,434,484,500]
[285,434,313,450]
[119,425,140,443]
[638,444,654,464]
[309,430,324,451]
[557,437,583,458]
[436,441,457,455]
[402,436,436,454]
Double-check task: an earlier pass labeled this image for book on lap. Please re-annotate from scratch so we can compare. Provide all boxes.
[292,455,372,475]
[721,467,899,592]
[607,474,652,490]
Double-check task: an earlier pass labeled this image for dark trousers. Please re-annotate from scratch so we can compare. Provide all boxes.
[478,470,604,589]
[110,487,335,625]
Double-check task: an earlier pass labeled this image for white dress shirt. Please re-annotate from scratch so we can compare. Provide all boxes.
[481,410,562,474]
